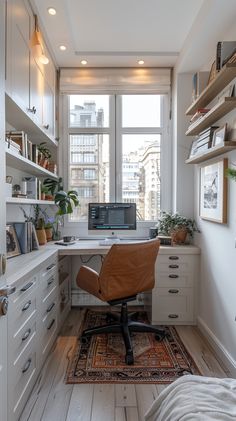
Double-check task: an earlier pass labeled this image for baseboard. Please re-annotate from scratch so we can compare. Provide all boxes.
[197,316,236,377]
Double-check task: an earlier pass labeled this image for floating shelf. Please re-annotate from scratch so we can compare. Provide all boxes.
[185,141,236,164]
[186,63,236,116]
[6,149,58,179]
[185,97,236,136]
[6,197,55,205]
[5,94,58,148]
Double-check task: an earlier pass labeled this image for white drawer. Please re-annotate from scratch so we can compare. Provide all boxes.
[41,269,57,298]
[12,316,37,365]
[155,273,193,287]
[40,306,58,360]
[9,274,37,307]
[41,283,57,317]
[156,254,195,272]
[9,286,37,335]
[152,287,194,324]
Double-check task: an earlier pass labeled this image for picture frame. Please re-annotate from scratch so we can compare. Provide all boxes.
[199,158,228,223]
[188,139,198,159]
[6,224,21,258]
[207,60,217,86]
[212,124,227,147]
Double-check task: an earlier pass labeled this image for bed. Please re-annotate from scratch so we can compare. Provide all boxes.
[144,375,236,421]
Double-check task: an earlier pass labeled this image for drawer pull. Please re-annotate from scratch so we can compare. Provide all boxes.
[168,314,179,319]
[20,282,33,292]
[47,319,55,330]
[46,263,56,271]
[169,256,179,260]
[168,289,179,294]
[22,328,31,341]
[169,274,179,279]
[169,264,179,269]
[47,277,54,286]
[47,302,55,313]
[22,358,32,373]
[22,300,31,312]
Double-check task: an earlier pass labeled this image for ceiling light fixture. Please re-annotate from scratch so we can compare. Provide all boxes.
[60,45,66,51]
[48,7,56,15]
[81,60,87,65]
[138,60,145,65]
[31,15,49,64]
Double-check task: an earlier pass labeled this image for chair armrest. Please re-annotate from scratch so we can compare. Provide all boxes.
[76,266,103,300]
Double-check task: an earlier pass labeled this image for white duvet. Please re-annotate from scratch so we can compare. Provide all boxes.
[144,375,236,421]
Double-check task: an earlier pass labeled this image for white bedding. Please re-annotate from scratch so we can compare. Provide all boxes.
[144,375,236,421]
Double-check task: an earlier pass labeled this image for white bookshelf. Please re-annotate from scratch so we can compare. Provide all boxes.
[6,149,58,179]
[6,197,55,205]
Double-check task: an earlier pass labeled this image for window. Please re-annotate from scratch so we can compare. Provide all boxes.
[65,93,170,222]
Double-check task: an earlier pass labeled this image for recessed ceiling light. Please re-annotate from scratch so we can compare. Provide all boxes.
[138,60,145,65]
[48,7,56,15]
[59,45,66,51]
[81,60,87,65]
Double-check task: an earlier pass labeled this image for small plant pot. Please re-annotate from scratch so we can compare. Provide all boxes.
[36,229,47,245]
[171,228,188,245]
[41,192,46,200]
[45,194,54,201]
[45,228,53,242]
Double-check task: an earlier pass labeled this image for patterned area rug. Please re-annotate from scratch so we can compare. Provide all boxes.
[66,310,201,384]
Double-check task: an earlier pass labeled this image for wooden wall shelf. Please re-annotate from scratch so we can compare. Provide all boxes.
[185,98,236,136]
[186,63,236,116]
[185,141,236,164]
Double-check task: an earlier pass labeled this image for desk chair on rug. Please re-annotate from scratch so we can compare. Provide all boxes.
[76,239,166,365]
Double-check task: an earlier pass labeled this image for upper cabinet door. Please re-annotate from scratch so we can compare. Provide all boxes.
[10,0,31,112]
[30,54,43,127]
[42,79,55,138]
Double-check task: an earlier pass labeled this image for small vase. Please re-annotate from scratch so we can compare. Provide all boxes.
[171,228,188,245]
[45,228,53,242]
[36,229,47,245]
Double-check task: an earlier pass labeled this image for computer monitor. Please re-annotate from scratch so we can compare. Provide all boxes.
[88,202,136,239]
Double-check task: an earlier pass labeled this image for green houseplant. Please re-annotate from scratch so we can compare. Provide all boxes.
[38,142,52,168]
[42,177,63,200]
[157,212,199,244]
[53,190,79,239]
[226,168,236,182]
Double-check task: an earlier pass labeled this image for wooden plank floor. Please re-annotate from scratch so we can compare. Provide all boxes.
[20,308,229,421]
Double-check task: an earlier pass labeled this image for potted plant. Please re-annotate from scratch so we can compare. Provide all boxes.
[35,217,47,245]
[42,177,63,200]
[44,222,53,241]
[157,212,199,244]
[38,142,52,168]
[53,190,79,239]
[226,167,236,181]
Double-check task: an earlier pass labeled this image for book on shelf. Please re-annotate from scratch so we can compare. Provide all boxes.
[13,222,38,253]
[190,108,210,123]
[32,144,39,164]
[12,193,27,198]
[6,130,27,157]
[192,72,209,102]
[32,225,39,250]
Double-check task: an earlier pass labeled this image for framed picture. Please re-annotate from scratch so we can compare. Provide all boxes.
[199,158,228,223]
[188,139,198,159]
[6,224,21,258]
[207,61,217,85]
[212,124,227,147]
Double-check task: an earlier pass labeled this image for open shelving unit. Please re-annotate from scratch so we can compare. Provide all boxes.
[6,197,55,205]
[186,141,236,164]
[6,149,58,179]
[186,63,236,116]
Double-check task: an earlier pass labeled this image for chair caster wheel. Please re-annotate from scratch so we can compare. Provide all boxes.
[125,352,134,365]
[155,332,165,342]
[81,335,89,345]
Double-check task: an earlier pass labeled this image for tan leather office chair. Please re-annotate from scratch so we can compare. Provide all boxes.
[76,239,165,365]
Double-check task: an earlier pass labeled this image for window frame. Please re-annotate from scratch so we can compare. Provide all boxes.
[60,92,172,235]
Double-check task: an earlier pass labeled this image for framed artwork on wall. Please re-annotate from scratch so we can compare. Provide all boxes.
[199,158,228,223]
[6,224,21,258]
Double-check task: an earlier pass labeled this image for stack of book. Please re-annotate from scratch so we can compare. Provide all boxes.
[5,137,21,155]
[13,222,39,253]
[6,130,33,160]
[195,126,219,154]
[190,108,210,124]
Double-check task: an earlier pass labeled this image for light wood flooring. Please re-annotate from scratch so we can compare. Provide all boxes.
[20,308,229,421]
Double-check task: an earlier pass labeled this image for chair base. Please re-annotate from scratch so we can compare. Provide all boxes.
[80,302,166,365]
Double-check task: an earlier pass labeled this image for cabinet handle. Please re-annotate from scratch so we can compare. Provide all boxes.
[47,302,55,313]
[47,277,54,286]
[47,319,55,330]
[22,358,32,373]
[168,314,179,319]
[169,264,179,269]
[46,263,55,271]
[27,106,36,114]
[44,124,49,130]
[22,300,31,312]
[169,256,179,260]
[168,289,179,294]
[20,282,33,292]
[169,274,179,278]
[22,328,31,341]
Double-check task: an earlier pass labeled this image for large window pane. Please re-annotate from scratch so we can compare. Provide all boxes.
[122,95,161,127]
[69,95,109,128]
[122,134,161,221]
[69,134,110,220]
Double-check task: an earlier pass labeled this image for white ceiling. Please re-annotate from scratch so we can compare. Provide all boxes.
[32,0,204,68]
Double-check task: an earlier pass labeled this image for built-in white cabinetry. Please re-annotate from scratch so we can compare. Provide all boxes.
[146,247,200,325]
[7,256,58,421]
[58,256,71,328]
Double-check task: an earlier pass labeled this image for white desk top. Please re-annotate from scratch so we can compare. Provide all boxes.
[4,241,200,287]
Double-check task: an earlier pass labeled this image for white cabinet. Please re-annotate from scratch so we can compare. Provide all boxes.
[58,256,71,328]
[146,247,200,325]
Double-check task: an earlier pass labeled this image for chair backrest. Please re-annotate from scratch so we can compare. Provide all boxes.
[98,239,160,301]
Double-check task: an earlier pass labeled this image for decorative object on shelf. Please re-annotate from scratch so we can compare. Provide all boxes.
[207,60,217,85]
[200,158,228,223]
[35,217,47,245]
[45,223,53,241]
[192,71,209,102]
[156,212,199,245]
[5,175,12,197]
[5,130,27,157]
[226,166,236,181]
[37,142,52,168]
[42,177,63,199]
[212,124,227,147]
[6,224,21,258]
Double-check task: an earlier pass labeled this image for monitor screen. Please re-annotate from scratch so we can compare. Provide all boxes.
[88,203,136,231]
